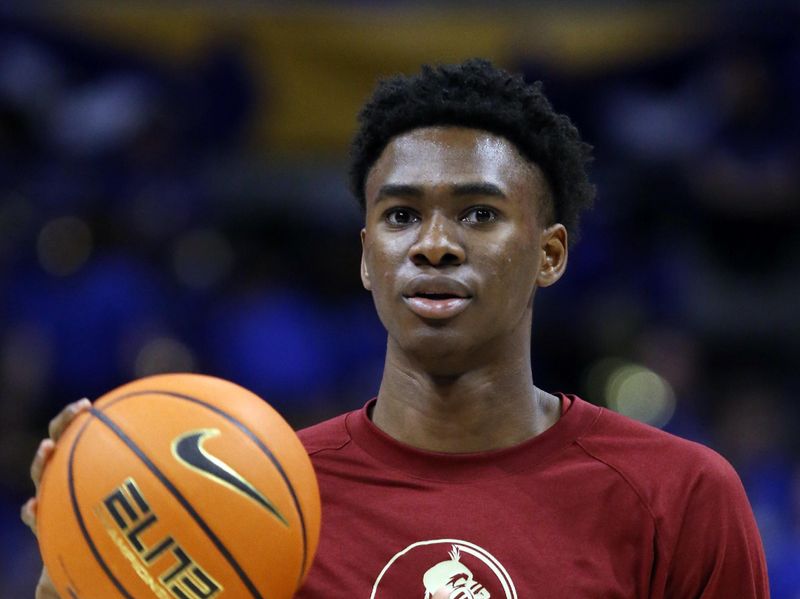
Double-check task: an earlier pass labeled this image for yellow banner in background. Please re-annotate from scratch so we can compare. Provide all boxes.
[52,4,708,157]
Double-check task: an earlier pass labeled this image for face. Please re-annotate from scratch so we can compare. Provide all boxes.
[361,127,567,369]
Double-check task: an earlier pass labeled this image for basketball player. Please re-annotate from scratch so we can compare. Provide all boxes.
[24,59,768,597]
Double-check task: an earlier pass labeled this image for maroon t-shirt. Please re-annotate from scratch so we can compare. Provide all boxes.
[294,396,768,598]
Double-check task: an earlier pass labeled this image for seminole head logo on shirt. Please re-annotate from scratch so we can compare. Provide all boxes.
[371,539,516,599]
[422,546,490,598]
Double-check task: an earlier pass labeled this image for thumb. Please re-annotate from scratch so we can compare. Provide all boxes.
[35,567,61,599]
[432,590,450,599]
[21,497,38,536]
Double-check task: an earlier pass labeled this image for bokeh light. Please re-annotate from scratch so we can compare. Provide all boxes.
[604,361,676,428]
[36,216,92,277]
[171,228,235,289]
[134,336,197,378]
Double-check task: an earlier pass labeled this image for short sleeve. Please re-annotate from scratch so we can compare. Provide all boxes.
[665,453,769,598]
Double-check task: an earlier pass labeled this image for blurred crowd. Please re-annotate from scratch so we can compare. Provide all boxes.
[1,6,798,597]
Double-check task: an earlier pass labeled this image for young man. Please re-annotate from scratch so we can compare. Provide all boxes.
[25,59,768,597]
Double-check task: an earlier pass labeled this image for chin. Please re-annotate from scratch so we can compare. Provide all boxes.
[392,328,485,373]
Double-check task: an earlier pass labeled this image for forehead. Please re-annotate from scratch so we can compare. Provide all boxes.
[365,126,543,199]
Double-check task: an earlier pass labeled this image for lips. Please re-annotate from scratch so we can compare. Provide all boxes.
[401,276,473,320]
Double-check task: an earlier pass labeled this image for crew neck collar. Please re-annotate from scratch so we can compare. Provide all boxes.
[345,394,600,483]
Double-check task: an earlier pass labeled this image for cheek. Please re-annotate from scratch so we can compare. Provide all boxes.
[482,228,539,282]
[475,237,539,319]
[364,243,402,302]
[365,229,415,279]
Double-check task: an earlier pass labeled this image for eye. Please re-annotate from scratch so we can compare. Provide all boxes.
[384,208,419,226]
[461,206,497,224]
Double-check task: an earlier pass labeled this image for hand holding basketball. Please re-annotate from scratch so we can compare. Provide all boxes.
[22,398,92,599]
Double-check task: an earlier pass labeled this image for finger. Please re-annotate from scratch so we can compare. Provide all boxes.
[48,398,91,441]
[36,567,61,599]
[21,497,37,535]
[433,590,450,599]
[30,438,55,491]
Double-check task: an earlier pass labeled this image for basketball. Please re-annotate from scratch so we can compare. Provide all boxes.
[36,373,321,599]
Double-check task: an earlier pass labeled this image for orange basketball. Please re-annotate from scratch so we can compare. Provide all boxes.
[37,373,321,599]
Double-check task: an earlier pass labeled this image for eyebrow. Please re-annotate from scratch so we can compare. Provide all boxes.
[375,181,506,202]
[376,184,423,201]
[451,182,506,198]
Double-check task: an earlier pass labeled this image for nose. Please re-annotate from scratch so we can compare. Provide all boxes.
[409,212,465,267]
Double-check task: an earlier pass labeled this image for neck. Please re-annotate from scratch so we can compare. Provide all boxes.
[371,335,560,453]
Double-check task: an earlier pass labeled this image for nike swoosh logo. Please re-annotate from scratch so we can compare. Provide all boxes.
[172,428,288,527]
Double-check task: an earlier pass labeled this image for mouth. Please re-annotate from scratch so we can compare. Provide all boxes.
[403,293,472,320]
[400,276,474,320]
[412,292,465,300]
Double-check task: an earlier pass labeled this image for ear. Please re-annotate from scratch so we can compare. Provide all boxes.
[360,228,371,291]
[536,224,568,288]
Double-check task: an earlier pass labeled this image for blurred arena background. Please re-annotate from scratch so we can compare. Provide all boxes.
[1,2,798,596]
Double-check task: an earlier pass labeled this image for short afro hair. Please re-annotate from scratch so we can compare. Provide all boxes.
[349,58,595,243]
